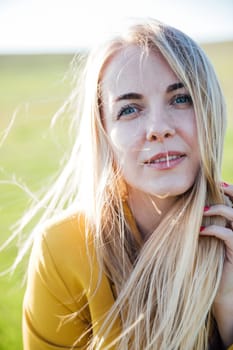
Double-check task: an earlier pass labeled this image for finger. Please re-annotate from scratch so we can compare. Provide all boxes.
[200,225,233,241]
[220,182,233,197]
[203,204,233,221]
[200,225,233,262]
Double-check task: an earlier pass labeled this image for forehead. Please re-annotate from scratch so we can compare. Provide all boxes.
[101,45,178,98]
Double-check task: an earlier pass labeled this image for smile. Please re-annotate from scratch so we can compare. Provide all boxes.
[144,152,186,170]
[148,155,184,164]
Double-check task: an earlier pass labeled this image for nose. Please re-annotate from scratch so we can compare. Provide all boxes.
[146,119,175,142]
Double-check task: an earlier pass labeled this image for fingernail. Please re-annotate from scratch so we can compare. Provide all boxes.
[220,182,229,187]
[204,206,210,212]
[200,226,205,232]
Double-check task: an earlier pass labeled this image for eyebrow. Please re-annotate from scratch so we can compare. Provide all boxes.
[114,92,144,102]
[166,82,184,92]
[113,82,185,103]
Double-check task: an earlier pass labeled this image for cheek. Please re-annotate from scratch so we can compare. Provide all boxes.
[107,125,143,169]
[108,124,142,153]
[177,114,198,147]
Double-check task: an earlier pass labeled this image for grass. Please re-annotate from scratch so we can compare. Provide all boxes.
[0,54,73,350]
[0,41,233,349]
[201,41,233,181]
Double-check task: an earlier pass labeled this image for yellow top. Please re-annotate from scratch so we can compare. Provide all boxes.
[23,212,233,350]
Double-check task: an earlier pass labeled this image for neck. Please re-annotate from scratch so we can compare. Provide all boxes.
[127,188,177,240]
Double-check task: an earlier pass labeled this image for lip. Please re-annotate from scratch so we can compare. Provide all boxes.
[144,151,186,170]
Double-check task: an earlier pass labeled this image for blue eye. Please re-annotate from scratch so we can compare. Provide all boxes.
[118,104,140,118]
[173,94,192,105]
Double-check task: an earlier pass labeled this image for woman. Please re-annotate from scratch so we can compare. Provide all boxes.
[22,18,233,349]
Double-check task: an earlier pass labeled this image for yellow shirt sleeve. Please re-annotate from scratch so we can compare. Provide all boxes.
[23,214,93,349]
[22,213,120,349]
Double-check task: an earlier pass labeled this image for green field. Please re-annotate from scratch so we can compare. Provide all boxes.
[0,42,233,349]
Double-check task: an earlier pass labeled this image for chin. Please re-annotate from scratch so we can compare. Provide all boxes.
[149,181,195,198]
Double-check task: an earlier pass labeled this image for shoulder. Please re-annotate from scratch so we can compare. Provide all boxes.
[28,211,96,290]
[41,211,90,257]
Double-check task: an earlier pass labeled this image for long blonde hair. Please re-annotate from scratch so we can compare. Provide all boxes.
[10,18,229,349]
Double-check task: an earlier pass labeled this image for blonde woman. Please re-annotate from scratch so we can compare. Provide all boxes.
[21,18,233,349]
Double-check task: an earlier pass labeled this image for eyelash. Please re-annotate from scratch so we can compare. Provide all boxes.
[117,104,141,119]
[171,94,193,105]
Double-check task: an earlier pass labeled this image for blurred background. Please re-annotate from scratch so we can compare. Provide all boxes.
[0,0,232,349]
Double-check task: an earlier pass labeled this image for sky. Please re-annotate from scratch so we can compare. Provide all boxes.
[0,0,233,54]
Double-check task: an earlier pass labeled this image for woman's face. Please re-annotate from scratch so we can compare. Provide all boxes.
[101,45,200,200]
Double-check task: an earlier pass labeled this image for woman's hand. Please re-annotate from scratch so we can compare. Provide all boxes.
[201,182,233,347]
